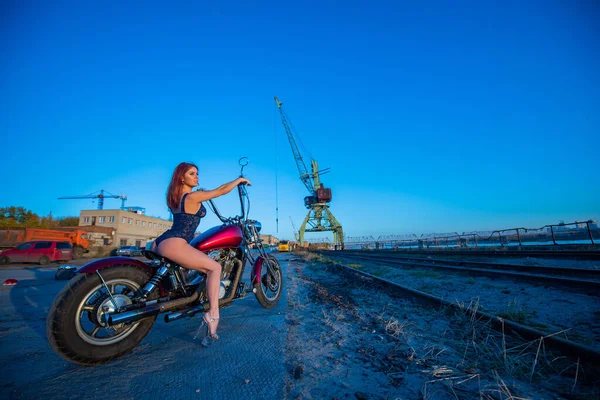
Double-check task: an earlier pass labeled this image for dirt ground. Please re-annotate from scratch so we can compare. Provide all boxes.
[321,253,600,351]
[283,254,600,400]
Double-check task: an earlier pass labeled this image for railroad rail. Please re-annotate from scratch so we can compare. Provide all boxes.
[316,251,600,291]
[319,257,600,364]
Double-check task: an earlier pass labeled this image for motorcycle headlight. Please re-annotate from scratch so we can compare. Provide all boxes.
[249,221,262,233]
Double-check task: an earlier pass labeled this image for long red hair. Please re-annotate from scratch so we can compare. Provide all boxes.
[166,162,198,210]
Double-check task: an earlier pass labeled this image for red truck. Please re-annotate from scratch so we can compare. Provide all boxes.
[0,227,90,258]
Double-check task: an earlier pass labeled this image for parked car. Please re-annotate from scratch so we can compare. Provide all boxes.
[0,241,73,265]
[116,246,143,257]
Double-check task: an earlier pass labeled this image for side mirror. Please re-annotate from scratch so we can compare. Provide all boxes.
[239,157,249,175]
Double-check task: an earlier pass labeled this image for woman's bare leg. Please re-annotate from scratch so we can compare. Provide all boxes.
[156,238,222,335]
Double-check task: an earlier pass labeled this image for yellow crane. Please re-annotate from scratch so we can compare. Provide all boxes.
[275,96,344,249]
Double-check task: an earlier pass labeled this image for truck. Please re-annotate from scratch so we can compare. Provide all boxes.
[0,227,90,258]
[278,240,297,252]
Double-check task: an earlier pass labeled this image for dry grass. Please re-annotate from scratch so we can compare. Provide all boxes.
[496,297,532,325]
[383,316,413,340]
[292,253,596,399]
[370,297,588,399]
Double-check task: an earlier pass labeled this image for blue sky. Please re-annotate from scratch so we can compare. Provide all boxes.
[1,0,598,241]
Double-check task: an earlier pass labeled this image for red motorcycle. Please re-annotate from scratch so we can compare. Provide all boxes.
[47,158,283,365]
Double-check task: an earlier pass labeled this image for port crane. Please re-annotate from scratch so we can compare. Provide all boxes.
[289,216,300,242]
[275,96,344,249]
[58,189,127,210]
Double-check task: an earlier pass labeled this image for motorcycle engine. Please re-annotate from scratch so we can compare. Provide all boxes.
[208,249,239,280]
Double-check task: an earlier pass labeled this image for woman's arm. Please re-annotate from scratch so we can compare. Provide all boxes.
[187,177,250,203]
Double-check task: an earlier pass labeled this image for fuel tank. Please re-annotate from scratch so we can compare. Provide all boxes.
[190,224,243,251]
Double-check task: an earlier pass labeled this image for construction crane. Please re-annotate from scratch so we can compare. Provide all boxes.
[289,216,300,242]
[275,96,344,249]
[58,189,127,210]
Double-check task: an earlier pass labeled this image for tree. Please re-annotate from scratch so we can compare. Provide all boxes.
[0,207,37,226]
[0,206,79,228]
[56,217,79,227]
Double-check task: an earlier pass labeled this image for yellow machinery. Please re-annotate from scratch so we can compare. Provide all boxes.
[278,240,290,252]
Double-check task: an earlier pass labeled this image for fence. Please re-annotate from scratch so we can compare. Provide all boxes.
[342,220,599,250]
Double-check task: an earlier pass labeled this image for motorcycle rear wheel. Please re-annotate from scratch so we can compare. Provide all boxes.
[253,255,283,308]
[46,265,158,365]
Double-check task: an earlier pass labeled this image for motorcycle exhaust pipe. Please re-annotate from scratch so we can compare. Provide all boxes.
[164,303,209,323]
[164,295,237,323]
[106,290,200,326]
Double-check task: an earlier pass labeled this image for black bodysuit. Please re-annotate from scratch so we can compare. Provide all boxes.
[155,193,206,245]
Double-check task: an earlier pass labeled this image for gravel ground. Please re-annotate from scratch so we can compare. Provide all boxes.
[283,254,600,400]
[322,253,600,351]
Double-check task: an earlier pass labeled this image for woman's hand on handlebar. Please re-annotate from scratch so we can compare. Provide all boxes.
[237,177,251,186]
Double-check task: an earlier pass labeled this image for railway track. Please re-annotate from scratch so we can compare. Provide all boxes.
[311,251,600,365]
[317,251,600,292]
[287,254,600,398]
[338,247,600,260]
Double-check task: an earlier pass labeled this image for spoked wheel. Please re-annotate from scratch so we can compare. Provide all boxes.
[47,266,157,365]
[253,255,283,308]
[77,279,139,345]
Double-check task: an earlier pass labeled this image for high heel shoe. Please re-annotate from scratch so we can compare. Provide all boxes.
[194,313,219,347]
[203,313,220,340]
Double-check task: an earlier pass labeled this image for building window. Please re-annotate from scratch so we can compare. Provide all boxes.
[109,216,115,223]
[153,223,157,228]
[136,220,140,226]
[142,221,146,227]
[128,218,132,224]
[158,224,162,229]
[99,216,105,223]
[122,217,126,223]
[84,217,90,223]
[120,239,127,246]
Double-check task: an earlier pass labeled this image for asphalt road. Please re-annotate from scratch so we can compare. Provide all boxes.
[0,254,291,400]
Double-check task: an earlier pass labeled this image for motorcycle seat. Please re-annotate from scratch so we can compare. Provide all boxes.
[142,250,181,268]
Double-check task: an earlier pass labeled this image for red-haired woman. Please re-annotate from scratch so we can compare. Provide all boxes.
[153,162,250,341]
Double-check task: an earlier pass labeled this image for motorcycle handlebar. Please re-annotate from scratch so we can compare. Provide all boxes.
[207,171,251,224]
[237,182,247,220]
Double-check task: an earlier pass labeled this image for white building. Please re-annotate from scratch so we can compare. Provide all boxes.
[79,208,172,249]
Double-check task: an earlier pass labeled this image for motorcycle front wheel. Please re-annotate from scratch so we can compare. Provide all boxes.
[46,265,157,365]
[253,255,283,308]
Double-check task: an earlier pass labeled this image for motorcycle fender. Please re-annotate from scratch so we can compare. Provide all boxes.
[77,257,154,275]
[77,257,168,297]
[250,256,265,285]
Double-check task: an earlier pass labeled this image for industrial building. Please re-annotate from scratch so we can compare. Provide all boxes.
[259,234,279,246]
[78,208,172,249]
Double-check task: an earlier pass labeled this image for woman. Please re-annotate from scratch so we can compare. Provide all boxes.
[153,162,250,341]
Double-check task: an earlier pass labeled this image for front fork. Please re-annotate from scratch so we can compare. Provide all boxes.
[250,255,278,285]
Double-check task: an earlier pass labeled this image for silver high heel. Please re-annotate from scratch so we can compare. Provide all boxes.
[203,313,220,340]
[194,313,219,347]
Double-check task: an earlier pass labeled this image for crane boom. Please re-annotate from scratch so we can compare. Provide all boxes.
[275,96,344,250]
[274,96,314,195]
[289,216,300,242]
[58,189,127,210]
